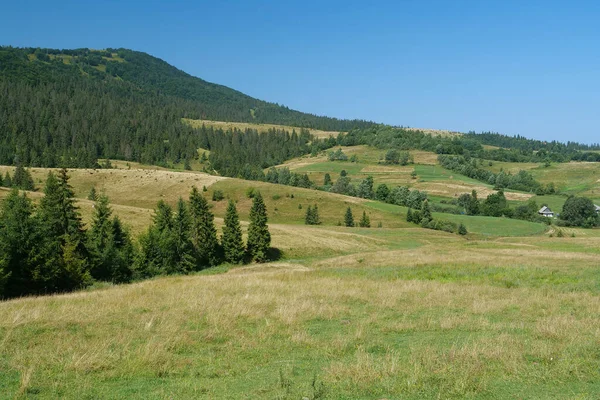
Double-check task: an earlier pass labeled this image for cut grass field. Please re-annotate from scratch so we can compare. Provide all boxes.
[1,160,599,398]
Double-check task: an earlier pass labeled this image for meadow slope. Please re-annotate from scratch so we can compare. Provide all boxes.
[1,163,599,399]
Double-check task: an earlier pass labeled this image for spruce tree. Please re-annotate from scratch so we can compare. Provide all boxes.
[222,200,245,264]
[87,194,134,283]
[0,173,3,187]
[323,173,332,187]
[458,223,468,235]
[0,189,40,297]
[247,192,271,262]
[4,172,12,188]
[189,187,220,267]
[88,194,113,281]
[171,197,195,273]
[88,186,97,201]
[304,205,314,225]
[344,207,354,227]
[421,199,432,222]
[36,170,90,293]
[359,211,371,228]
[406,208,413,223]
[108,216,135,283]
[312,204,321,225]
[13,165,35,190]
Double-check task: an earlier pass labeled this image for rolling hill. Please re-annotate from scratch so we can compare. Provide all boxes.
[1,45,600,399]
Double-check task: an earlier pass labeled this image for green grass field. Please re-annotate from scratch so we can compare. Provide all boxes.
[1,145,600,398]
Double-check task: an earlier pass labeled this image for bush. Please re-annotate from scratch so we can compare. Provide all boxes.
[245,187,256,198]
[212,190,225,201]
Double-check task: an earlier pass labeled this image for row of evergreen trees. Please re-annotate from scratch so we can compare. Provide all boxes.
[0,170,273,299]
[0,165,35,190]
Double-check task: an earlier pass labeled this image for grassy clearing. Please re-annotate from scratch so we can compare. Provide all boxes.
[364,201,546,237]
[182,119,341,139]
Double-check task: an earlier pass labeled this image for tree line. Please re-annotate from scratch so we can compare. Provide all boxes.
[437,155,556,194]
[337,126,600,164]
[0,170,273,299]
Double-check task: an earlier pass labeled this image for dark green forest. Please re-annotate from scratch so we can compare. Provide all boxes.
[0,46,372,168]
[0,170,272,299]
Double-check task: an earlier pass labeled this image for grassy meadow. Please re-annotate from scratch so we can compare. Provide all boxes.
[1,146,600,398]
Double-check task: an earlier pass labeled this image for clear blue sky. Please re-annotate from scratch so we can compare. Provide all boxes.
[2,0,599,143]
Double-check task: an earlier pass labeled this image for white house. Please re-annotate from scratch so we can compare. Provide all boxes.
[538,206,554,218]
[595,204,600,214]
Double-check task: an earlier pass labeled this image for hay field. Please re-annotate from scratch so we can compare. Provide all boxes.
[182,119,341,139]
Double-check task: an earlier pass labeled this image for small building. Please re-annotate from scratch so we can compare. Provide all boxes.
[538,206,554,218]
[595,204,600,214]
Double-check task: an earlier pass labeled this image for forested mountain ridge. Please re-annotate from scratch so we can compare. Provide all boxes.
[0,46,374,130]
[0,46,372,168]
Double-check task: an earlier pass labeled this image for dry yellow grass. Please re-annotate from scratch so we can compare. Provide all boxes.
[0,167,225,210]
[1,243,599,397]
[1,163,600,397]
[183,118,342,139]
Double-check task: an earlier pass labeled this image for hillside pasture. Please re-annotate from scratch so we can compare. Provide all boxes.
[183,118,342,139]
[0,228,599,398]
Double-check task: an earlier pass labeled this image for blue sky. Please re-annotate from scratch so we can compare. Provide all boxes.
[2,1,599,143]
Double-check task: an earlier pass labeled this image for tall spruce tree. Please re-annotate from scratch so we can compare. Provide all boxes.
[136,200,175,278]
[344,207,354,227]
[189,186,220,268]
[222,200,245,264]
[171,197,195,273]
[36,169,90,292]
[247,192,271,262]
[0,189,40,297]
[88,194,134,283]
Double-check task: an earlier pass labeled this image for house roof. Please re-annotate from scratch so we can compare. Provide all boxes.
[539,206,553,214]
[595,204,600,211]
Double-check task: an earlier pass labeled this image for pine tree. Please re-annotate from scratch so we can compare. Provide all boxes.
[171,197,195,273]
[458,223,468,235]
[153,200,174,233]
[88,194,113,281]
[222,200,245,264]
[88,187,97,201]
[406,208,413,223]
[247,192,271,262]
[421,200,432,222]
[4,172,12,188]
[312,204,321,225]
[12,165,35,190]
[189,187,220,267]
[87,194,134,283]
[359,211,371,228]
[304,205,314,225]
[36,170,90,293]
[344,207,354,227]
[323,173,332,187]
[108,216,135,283]
[0,189,40,297]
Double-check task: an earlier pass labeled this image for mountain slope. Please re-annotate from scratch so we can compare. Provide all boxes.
[0,47,373,130]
